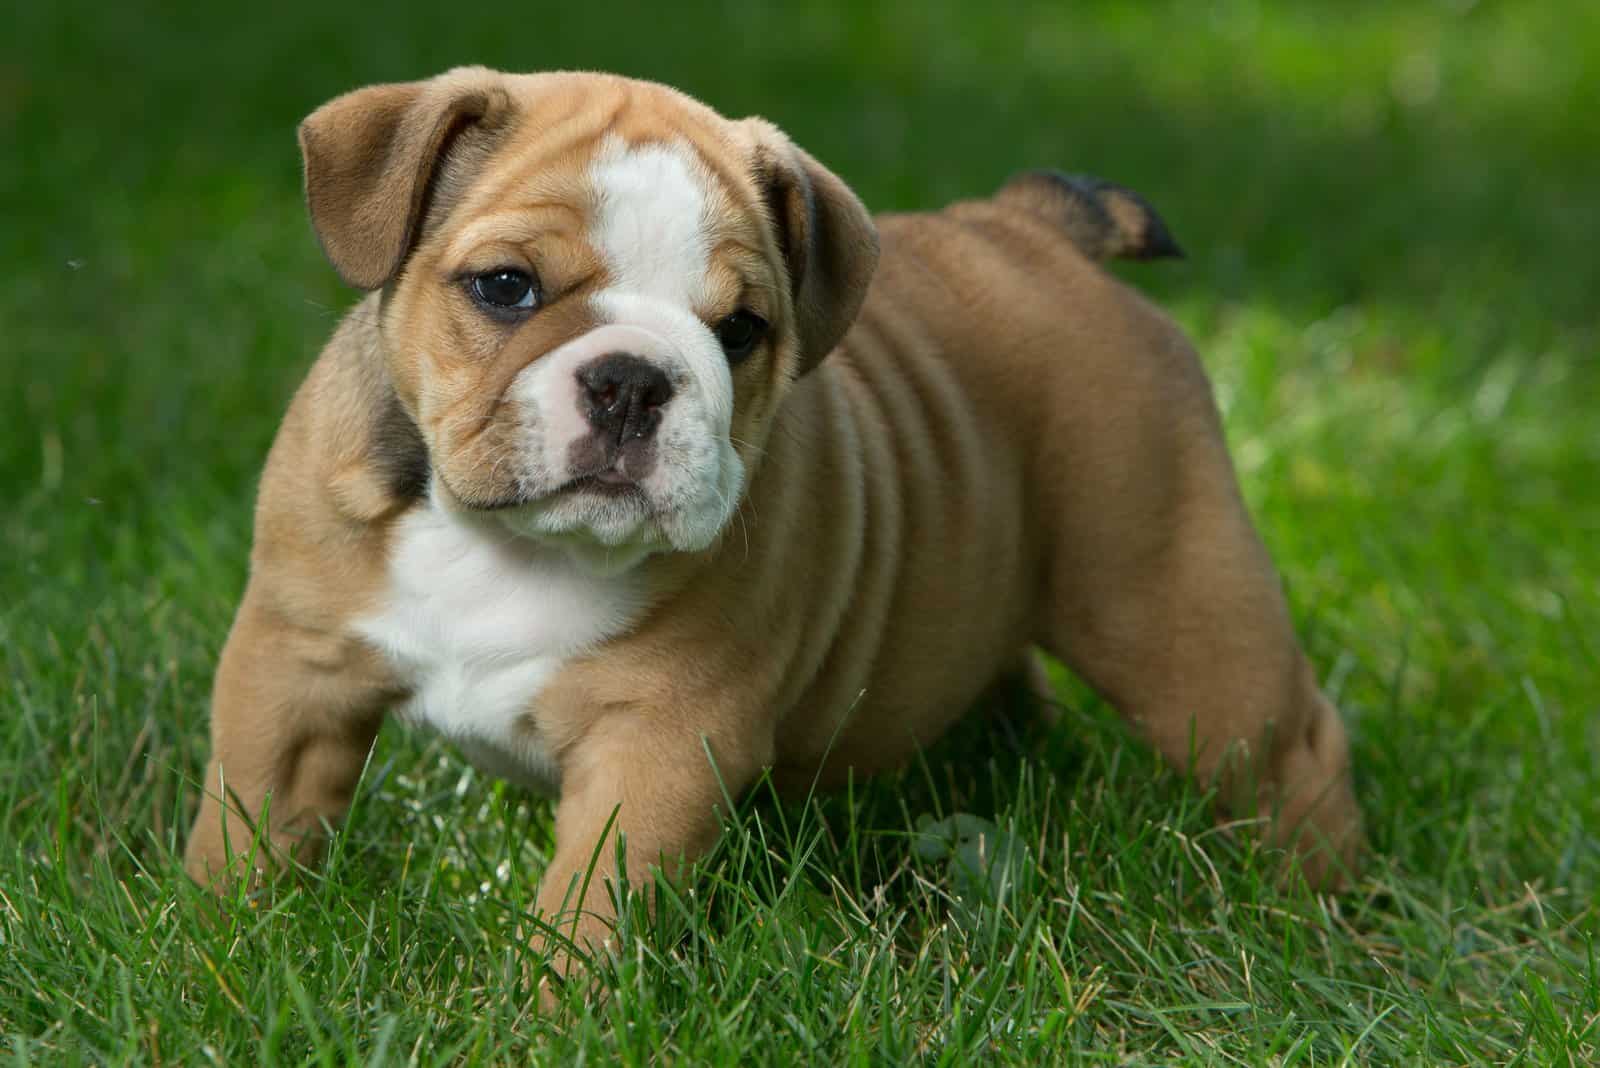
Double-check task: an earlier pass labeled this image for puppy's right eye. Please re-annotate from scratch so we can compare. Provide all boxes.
[470,269,540,312]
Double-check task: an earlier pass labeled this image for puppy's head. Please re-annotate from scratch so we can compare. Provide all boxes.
[299,67,878,564]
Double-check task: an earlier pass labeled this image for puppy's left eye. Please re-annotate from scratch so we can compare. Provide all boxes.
[716,310,768,364]
[470,268,539,311]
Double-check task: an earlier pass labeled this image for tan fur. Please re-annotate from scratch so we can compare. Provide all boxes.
[185,68,1362,1003]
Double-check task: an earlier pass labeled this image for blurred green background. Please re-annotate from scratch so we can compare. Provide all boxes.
[3,1,1597,1061]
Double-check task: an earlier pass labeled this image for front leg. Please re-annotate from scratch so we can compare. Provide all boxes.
[184,588,396,886]
[531,710,767,1003]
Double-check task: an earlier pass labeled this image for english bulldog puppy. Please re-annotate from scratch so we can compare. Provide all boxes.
[185,67,1362,996]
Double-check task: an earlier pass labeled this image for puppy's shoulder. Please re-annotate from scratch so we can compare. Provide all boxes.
[255,296,428,545]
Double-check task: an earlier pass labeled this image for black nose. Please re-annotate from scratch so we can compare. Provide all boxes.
[577,353,674,444]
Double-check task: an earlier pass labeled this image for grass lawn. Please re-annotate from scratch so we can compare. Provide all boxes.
[3,1,1597,1062]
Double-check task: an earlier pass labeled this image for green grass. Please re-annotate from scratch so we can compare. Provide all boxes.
[3,0,1598,1062]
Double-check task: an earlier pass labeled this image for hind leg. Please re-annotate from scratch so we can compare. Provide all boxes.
[1035,375,1361,887]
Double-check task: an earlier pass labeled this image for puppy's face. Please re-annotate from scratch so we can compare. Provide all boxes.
[299,69,878,562]
[392,130,778,558]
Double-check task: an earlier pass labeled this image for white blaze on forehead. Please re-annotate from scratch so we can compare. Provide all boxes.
[589,138,713,306]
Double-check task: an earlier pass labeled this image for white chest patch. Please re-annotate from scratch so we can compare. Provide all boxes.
[355,501,646,794]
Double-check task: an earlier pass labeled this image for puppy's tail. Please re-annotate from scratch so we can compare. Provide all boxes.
[994,170,1183,263]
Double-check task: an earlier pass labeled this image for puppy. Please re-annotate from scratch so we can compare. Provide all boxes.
[185,67,1362,992]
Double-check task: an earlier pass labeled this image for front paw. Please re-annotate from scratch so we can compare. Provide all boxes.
[521,908,617,1017]
[184,807,266,892]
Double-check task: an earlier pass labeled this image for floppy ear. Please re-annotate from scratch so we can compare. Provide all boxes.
[298,66,515,290]
[752,126,880,374]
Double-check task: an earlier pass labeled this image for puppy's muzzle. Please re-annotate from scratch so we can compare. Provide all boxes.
[565,352,675,489]
[579,353,673,445]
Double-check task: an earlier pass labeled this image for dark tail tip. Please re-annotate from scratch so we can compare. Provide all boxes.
[995,169,1184,263]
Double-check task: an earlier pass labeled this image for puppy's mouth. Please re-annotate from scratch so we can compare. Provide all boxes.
[553,470,649,501]
[464,468,650,512]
